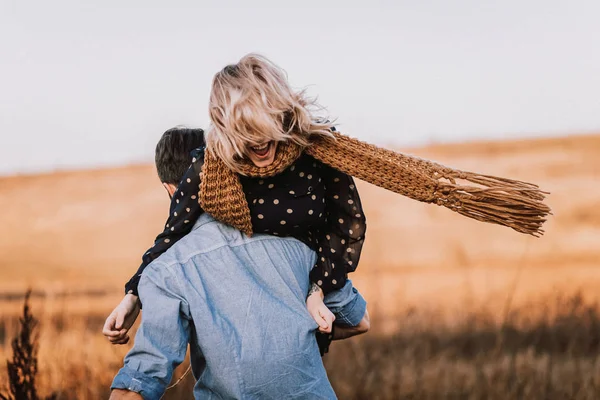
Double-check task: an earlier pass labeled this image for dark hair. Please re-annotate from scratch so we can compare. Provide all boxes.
[155,126,205,185]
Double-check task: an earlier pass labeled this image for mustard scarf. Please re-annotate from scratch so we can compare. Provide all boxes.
[200,131,550,237]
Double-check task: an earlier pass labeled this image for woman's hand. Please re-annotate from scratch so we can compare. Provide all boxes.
[306,283,335,333]
[102,293,141,345]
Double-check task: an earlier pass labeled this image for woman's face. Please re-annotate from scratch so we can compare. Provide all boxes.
[246,141,278,167]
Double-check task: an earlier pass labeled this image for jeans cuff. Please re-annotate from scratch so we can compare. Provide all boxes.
[335,292,367,327]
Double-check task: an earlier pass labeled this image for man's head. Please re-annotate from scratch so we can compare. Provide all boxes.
[155,126,205,198]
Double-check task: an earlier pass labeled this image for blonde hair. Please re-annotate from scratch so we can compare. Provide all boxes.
[205,53,335,174]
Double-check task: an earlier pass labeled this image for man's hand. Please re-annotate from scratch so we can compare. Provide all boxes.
[109,389,143,400]
[333,308,370,340]
[306,283,335,334]
[103,294,141,345]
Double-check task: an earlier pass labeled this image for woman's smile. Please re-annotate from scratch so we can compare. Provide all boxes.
[251,142,270,157]
[247,141,277,167]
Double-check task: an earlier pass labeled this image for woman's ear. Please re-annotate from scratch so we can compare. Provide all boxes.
[162,183,177,199]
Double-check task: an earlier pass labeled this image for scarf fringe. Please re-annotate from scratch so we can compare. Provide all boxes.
[305,132,551,237]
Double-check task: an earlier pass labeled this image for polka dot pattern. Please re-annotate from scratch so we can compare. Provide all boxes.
[129,149,366,299]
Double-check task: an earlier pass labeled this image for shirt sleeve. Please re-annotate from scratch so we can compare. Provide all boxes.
[112,262,191,400]
[124,148,205,296]
[309,163,367,295]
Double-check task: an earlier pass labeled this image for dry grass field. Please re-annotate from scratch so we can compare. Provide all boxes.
[1,133,599,399]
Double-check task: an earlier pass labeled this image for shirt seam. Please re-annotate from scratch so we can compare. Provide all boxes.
[150,226,308,270]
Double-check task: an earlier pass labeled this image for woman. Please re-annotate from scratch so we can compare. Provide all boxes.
[106,55,367,345]
[105,53,550,348]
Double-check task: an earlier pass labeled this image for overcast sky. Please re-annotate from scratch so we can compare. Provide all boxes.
[1,0,599,175]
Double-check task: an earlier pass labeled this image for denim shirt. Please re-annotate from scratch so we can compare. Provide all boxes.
[111,214,366,400]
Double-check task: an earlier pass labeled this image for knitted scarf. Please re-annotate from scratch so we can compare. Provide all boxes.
[199,131,551,237]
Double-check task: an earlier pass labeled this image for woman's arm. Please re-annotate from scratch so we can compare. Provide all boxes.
[102,293,141,344]
[309,164,367,295]
[105,150,206,343]
[124,148,206,296]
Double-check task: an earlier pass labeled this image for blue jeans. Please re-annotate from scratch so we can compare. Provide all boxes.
[111,214,366,399]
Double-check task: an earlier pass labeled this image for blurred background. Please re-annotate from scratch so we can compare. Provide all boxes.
[1,1,599,399]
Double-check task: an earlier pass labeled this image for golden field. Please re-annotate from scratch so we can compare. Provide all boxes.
[1,134,600,399]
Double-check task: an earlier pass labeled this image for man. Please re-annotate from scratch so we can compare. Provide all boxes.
[109,127,370,399]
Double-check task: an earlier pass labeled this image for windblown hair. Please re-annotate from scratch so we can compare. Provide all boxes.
[206,53,334,174]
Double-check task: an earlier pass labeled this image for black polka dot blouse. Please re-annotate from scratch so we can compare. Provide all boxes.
[125,148,367,297]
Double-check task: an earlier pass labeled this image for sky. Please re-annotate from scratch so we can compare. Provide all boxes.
[1,0,599,175]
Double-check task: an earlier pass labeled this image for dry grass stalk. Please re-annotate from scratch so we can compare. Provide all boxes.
[0,290,56,400]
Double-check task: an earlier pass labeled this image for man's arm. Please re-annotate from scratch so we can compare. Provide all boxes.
[110,262,190,400]
[323,279,369,340]
[109,389,143,400]
[333,308,370,340]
